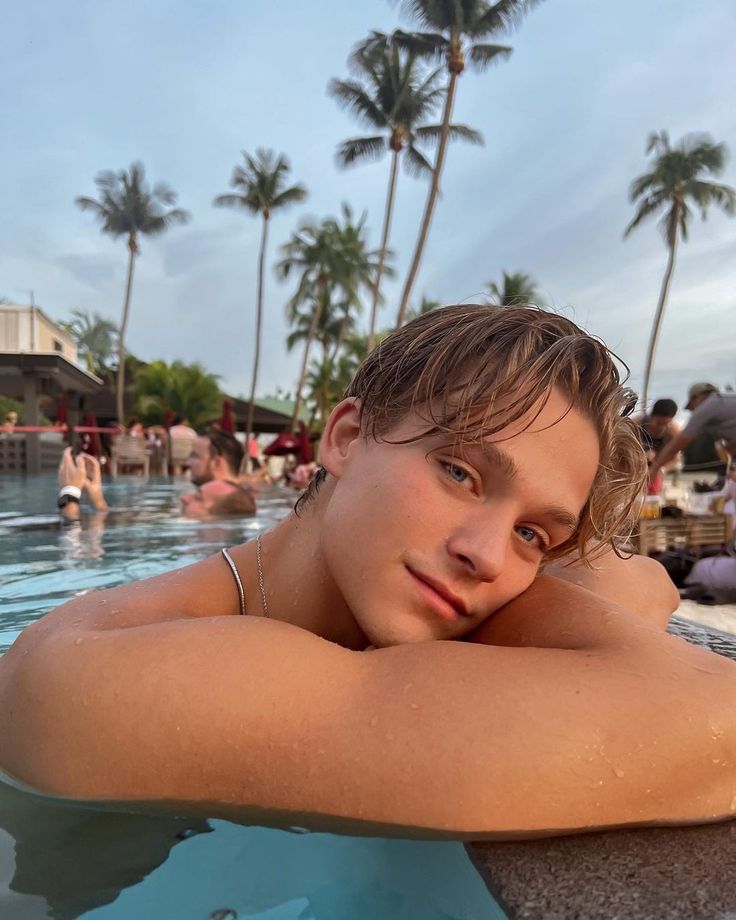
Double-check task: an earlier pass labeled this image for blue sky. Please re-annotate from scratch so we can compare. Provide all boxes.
[2,0,735,411]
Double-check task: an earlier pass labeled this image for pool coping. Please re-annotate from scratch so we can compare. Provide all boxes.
[468,615,736,919]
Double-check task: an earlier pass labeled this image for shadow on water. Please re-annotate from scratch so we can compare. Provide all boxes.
[0,780,502,920]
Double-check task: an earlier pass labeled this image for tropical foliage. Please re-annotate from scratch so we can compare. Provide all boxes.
[214,149,307,439]
[393,0,541,327]
[330,30,481,347]
[277,204,387,426]
[59,308,118,376]
[133,360,221,428]
[625,131,735,408]
[76,162,189,423]
[486,270,540,306]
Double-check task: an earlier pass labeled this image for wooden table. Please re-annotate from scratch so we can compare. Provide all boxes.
[635,511,732,556]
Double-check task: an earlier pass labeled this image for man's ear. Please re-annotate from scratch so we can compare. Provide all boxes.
[320,398,363,479]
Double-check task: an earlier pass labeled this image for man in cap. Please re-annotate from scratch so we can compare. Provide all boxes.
[649,382,736,481]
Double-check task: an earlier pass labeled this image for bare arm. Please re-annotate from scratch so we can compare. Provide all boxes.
[651,431,692,475]
[542,547,680,629]
[2,578,735,839]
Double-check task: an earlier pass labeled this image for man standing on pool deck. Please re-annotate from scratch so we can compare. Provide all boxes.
[1,305,735,840]
[649,382,736,481]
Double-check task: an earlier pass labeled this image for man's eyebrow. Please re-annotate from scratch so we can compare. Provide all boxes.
[477,442,519,479]
[470,443,581,533]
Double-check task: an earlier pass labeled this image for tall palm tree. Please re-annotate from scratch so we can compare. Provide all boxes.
[76,162,189,423]
[277,206,384,427]
[214,150,307,439]
[486,270,540,305]
[329,31,481,348]
[394,0,541,327]
[625,131,735,409]
[59,308,118,375]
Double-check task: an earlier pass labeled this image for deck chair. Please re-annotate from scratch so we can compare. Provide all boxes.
[168,436,194,476]
[110,435,150,477]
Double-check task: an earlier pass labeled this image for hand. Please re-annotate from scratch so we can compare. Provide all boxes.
[80,453,108,510]
[647,463,661,486]
[58,447,87,490]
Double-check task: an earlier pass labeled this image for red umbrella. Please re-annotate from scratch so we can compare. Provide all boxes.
[84,412,102,458]
[297,422,313,465]
[263,430,300,457]
[56,396,68,428]
[219,399,235,434]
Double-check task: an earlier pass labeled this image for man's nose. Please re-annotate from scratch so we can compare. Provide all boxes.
[446,519,510,582]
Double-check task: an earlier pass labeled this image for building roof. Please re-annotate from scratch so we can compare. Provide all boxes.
[0,351,103,397]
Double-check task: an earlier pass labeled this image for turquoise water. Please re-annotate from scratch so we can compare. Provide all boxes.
[0,475,504,919]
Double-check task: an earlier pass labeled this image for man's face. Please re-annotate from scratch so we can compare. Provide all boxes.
[320,388,600,647]
[188,436,216,486]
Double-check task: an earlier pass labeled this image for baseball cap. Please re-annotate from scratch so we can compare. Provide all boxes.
[685,382,718,411]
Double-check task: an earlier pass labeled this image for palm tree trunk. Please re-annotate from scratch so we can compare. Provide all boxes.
[369,150,400,350]
[247,216,269,442]
[292,284,327,429]
[641,221,680,411]
[395,71,458,329]
[116,237,137,424]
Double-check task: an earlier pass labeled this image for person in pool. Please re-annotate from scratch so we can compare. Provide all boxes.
[1,305,734,840]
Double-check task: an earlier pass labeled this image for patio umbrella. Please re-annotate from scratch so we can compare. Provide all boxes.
[84,412,103,458]
[219,399,235,434]
[297,422,313,465]
[56,396,68,429]
[263,430,300,457]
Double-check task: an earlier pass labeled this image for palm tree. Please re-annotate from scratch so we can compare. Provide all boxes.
[625,131,735,409]
[406,294,443,321]
[277,206,385,427]
[486,270,540,305]
[134,359,221,428]
[394,0,541,327]
[76,163,189,423]
[213,150,307,440]
[329,31,481,348]
[59,308,118,375]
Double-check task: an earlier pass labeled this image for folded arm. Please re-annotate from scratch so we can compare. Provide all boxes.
[1,578,734,839]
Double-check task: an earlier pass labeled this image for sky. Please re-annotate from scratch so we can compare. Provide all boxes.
[2,0,735,414]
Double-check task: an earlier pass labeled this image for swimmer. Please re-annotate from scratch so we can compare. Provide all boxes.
[181,429,256,518]
[1,306,735,840]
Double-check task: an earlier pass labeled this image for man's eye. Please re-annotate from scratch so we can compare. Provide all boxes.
[516,526,547,550]
[442,462,470,484]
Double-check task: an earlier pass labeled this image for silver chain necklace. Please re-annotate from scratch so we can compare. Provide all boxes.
[256,533,269,618]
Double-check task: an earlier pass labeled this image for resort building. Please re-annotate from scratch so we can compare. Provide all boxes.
[0,305,103,474]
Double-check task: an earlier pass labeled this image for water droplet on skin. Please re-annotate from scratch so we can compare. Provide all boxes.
[75,637,84,645]
[409,703,420,710]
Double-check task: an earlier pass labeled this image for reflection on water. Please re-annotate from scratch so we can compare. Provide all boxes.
[0,779,501,919]
[0,476,503,918]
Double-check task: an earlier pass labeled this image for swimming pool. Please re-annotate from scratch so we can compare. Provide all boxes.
[0,475,504,919]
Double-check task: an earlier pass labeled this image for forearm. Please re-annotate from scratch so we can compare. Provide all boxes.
[653,433,691,471]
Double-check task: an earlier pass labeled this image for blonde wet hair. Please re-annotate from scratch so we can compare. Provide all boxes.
[300,304,645,563]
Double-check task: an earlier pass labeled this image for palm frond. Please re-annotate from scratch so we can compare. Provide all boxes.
[336,135,386,168]
[415,123,484,145]
[466,42,513,70]
[404,143,434,177]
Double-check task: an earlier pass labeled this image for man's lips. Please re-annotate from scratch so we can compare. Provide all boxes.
[406,566,470,619]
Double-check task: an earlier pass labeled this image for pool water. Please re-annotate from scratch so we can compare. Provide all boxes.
[0,475,504,919]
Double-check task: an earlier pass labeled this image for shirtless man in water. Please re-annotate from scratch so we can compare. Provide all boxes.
[0,305,734,839]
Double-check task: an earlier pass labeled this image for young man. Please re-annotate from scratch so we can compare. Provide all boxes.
[181,429,256,518]
[1,306,734,840]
